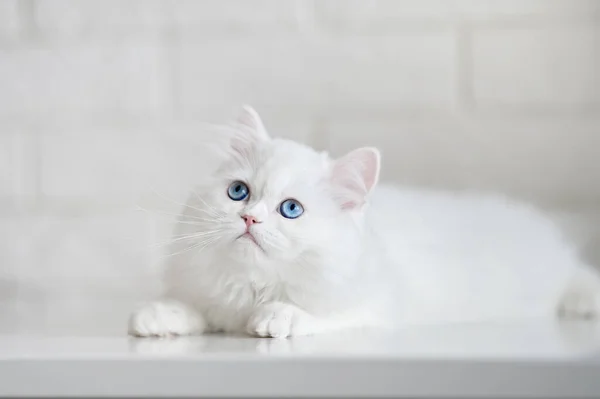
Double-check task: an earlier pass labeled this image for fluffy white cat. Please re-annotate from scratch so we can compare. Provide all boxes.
[129,106,600,338]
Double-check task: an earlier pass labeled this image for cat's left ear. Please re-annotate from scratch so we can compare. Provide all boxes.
[234,105,270,141]
[331,147,381,210]
[229,105,270,156]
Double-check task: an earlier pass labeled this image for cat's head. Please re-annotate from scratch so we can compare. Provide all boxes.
[184,106,380,271]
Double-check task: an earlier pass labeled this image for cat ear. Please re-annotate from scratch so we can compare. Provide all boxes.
[331,147,381,210]
[232,105,270,147]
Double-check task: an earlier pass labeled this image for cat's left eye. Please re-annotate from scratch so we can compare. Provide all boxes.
[227,181,249,201]
[279,199,304,219]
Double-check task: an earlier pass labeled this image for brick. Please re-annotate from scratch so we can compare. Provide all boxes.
[317,0,600,31]
[34,0,169,37]
[40,127,160,201]
[324,116,486,188]
[0,40,169,119]
[0,133,37,198]
[324,116,600,206]
[172,0,304,33]
[0,303,18,333]
[3,300,141,335]
[473,27,600,108]
[456,0,600,21]
[0,217,46,334]
[258,114,314,144]
[0,217,20,329]
[0,212,161,333]
[176,38,321,115]
[0,213,159,300]
[0,0,19,38]
[35,214,158,299]
[41,298,144,334]
[317,0,460,30]
[319,34,457,109]
[39,122,234,202]
[176,34,456,115]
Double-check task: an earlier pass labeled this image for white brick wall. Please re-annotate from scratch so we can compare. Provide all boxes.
[34,0,170,37]
[320,34,458,109]
[317,0,600,28]
[0,133,36,199]
[0,0,599,333]
[176,37,320,117]
[325,115,600,204]
[173,0,305,33]
[0,0,20,39]
[473,27,600,108]
[0,39,170,120]
[39,126,163,201]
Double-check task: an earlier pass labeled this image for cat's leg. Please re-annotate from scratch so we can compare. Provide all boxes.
[246,301,360,338]
[128,298,206,337]
[558,266,600,320]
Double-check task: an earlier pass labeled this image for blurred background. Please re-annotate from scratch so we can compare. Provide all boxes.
[0,0,599,335]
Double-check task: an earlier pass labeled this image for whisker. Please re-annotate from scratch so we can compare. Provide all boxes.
[169,230,221,239]
[148,230,225,249]
[189,188,227,218]
[135,205,222,223]
[158,235,222,260]
[172,219,236,227]
[189,236,224,261]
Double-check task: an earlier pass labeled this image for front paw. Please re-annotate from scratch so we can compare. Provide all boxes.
[128,299,206,337]
[246,302,315,338]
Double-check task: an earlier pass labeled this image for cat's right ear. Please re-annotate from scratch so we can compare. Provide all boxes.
[330,147,381,211]
[230,105,270,154]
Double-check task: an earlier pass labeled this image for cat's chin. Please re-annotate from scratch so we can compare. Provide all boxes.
[228,235,270,261]
[236,233,266,253]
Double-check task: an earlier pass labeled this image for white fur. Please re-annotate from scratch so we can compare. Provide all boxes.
[129,106,600,338]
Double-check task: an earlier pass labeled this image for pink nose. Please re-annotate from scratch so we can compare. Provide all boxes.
[241,214,260,228]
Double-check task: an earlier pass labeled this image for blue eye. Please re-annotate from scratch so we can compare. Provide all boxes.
[279,199,304,219]
[227,181,249,201]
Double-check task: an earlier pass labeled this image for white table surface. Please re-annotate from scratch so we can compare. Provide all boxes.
[1,321,600,397]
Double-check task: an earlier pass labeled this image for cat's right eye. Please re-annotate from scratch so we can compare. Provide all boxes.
[279,199,304,219]
[227,181,249,201]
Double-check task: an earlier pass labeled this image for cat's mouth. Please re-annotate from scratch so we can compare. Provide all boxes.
[237,232,265,252]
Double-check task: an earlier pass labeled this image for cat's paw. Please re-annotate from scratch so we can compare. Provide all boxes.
[128,299,206,337]
[246,302,315,339]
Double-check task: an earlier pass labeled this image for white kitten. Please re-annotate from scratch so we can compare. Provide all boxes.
[129,106,600,338]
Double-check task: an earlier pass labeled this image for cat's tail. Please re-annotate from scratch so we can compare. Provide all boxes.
[557,265,600,319]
